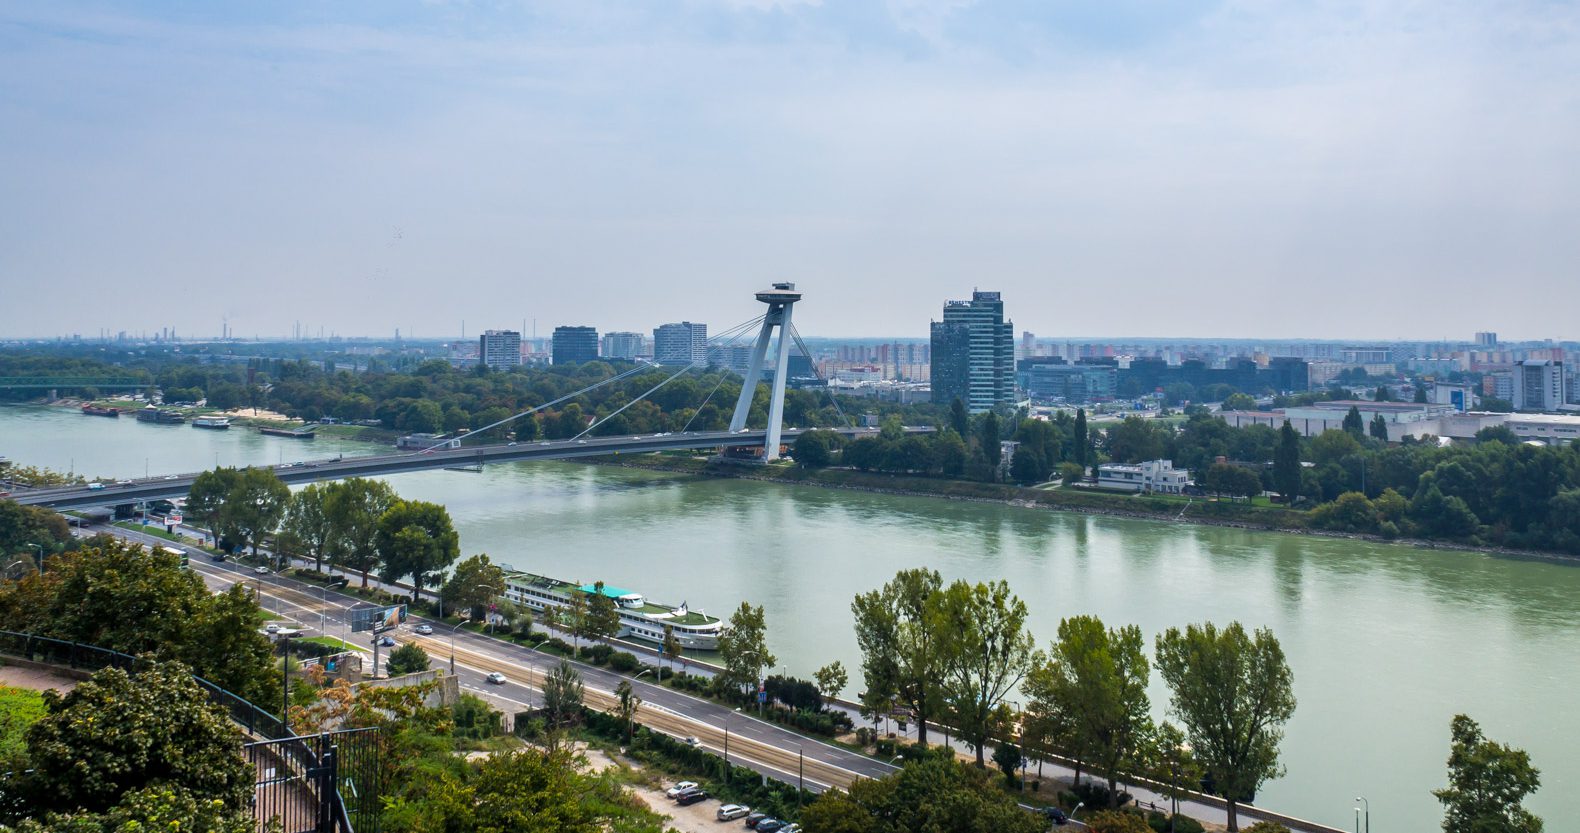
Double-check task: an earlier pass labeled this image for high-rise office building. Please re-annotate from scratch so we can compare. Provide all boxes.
[653,322,708,367]
[552,326,600,366]
[930,291,1015,412]
[478,329,522,369]
[1513,360,1565,411]
[601,331,646,360]
[1475,331,1498,348]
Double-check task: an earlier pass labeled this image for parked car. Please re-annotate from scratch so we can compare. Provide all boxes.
[485,671,507,685]
[414,624,433,635]
[1041,807,1068,825]
[756,820,788,833]
[716,805,751,821]
[744,812,769,828]
[664,781,698,799]
[779,825,801,833]
[265,624,280,633]
[675,790,708,807]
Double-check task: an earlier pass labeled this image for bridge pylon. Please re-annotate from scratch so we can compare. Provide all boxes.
[728,282,803,462]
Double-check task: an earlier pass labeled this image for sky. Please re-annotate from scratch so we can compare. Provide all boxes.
[1,0,1577,342]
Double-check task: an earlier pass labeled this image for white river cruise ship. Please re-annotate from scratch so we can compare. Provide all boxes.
[501,571,725,650]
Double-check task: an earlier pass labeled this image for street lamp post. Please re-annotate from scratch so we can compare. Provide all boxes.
[448,619,469,675]
[25,543,44,572]
[1355,796,1369,833]
[798,748,804,806]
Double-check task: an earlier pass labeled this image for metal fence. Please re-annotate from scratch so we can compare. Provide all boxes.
[0,631,377,833]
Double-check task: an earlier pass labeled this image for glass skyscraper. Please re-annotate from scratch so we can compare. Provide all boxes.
[930,291,1014,413]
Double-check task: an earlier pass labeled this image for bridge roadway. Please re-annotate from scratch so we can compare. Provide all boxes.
[12,426,922,511]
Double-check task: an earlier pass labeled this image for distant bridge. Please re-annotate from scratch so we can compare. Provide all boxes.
[0,376,152,390]
[8,427,929,511]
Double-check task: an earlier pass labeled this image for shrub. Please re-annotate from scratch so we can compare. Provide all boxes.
[578,644,613,665]
[1085,810,1152,833]
[1071,779,1132,809]
[1242,823,1291,833]
[608,651,640,672]
[385,642,431,676]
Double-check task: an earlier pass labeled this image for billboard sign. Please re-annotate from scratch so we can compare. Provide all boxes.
[351,604,407,633]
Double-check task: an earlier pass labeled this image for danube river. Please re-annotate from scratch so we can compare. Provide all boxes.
[4,403,1578,829]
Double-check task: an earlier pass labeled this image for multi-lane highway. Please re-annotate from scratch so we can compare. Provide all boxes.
[101,523,898,795]
[13,426,925,510]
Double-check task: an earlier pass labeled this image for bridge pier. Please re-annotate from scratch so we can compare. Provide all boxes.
[729,283,802,462]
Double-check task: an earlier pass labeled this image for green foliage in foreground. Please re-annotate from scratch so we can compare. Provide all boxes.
[799,755,1044,833]
[0,685,45,770]
[1434,714,1543,833]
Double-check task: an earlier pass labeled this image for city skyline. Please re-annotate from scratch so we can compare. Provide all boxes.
[3,1,1579,339]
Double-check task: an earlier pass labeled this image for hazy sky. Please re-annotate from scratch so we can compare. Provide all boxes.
[2,1,1577,342]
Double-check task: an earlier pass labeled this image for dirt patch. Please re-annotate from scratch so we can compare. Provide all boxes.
[632,784,738,833]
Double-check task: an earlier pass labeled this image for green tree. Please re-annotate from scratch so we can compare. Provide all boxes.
[0,502,70,563]
[17,659,250,817]
[660,624,683,680]
[852,568,945,745]
[1105,417,1166,464]
[1203,463,1262,500]
[583,581,622,643]
[465,748,603,833]
[793,429,837,468]
[718,603,775,697]
[1086,810,1154,833]
[815,660,849,701]
[1029,615,1152,804]
[1369,413,1389,442]
[323,477,398,587]
[1433,714,1543,833]
[1009,447,1044,484]
[386,642,431,676]
[800,756,1043,833]
[1074,408,1089,467]
[542,659,584,731]
[375,499,460,601]
[1222,392,1258,411]
[1154,622,1296,833]
[186,467,241,546]
[281,483,333,570]
[441,553,507,619]
[1309,492,1379,533]
[978,413,1001,467]
[992,740,1022,786]
[7,785,254,833]
[950,398,971,438]
[225,467,290,558]
[613,680,641,744]
[1272,421,1302,501]
[1342,405,1365,438]
[932,579,1037,767]
[563,590,590,649]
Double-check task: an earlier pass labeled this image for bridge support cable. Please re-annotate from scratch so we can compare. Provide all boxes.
[571,315,768,441]
[678,319,777,434]
[788,323,853,429]
[415,361,660,454]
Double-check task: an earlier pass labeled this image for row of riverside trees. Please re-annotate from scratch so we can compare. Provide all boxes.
[844,567,1545,833]
[187,468,473,601]
[851,567,1295,832]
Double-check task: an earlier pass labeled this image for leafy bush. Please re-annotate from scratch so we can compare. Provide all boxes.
[1070,779,1132,809]
[608,651,640,672]
[578,644,613,665]
[451,694,502,740]
[1086,809,1152,833]
[385,643,430,676]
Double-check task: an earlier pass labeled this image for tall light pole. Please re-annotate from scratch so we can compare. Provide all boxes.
[25,543,44,572]
[1355,796,1369,833]
[448,619,470,675]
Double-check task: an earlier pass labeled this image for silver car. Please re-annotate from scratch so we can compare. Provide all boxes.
[716,804,751,821]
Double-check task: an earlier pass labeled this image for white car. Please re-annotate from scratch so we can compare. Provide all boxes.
[414,624,433,635]
[265,623,280,634]
[717,804,751,821]
[485,671,507,685]
[664,781,699,799]
[254,565,269,575]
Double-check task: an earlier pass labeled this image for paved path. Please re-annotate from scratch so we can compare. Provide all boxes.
[0,664,78,694]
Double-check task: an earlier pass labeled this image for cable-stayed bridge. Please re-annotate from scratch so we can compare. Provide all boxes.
[10,283,935,511]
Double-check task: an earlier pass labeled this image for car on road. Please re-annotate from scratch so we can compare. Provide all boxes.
[265,623,280,633]
[1040,807,1068,825]
[743,812,769,828]
[254,565,269,575]
[414,624,433,635]
[485,671,507,685]
[664,781,698,799]
[675,790,708,807]
[507,442,517,446]
[377,636,396,647]
[163,474,179,480]
[681,736,702,749]
[116,480,134,487]
[539,441,551,446]
[716,805,751,821]
[576,440,587,444]
[87,482,105,490]
[755,819,787,833]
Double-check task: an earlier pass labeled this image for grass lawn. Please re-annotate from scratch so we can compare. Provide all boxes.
[301,636,363,653]
[0,685,46,764]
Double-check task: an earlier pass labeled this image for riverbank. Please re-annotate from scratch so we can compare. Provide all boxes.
[594,452,1580,566]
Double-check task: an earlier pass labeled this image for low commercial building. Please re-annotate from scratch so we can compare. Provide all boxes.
[1219,401,1454,439]
[1098,460,1190,494]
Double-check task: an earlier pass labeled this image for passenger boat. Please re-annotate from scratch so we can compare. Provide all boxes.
[81,405,120,417]
[135,406,186,424]
[501,571,726,650]
[191,416,231,429]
